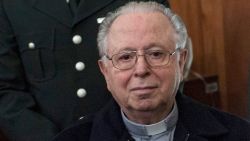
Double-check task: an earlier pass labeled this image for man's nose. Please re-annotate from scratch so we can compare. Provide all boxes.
[133,55,150,77]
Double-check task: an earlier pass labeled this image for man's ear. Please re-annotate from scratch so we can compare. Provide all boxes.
[98,60,111,91]
[183,38,193,80]
[98,60,108,79]
[179,48,188,80]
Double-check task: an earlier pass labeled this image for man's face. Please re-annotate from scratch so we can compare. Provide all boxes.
[99,12,186,117]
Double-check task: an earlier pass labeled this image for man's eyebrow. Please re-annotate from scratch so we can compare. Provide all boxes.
[144,43,169,50]
[116,47,136,53]
[113,42,172,53]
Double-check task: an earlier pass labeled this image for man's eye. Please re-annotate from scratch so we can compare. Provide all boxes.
[117,53,134,61]
[148,51,165,58]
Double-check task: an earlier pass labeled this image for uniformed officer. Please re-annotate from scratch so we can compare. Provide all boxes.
[0,0,169,141]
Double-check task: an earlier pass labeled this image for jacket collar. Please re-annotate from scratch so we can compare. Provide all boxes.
[32,0,114,27]
[73,0,114,26]
[90,92,229,141]
[32,0,72,27]
[175,92,228,140]
[90,99,133,141]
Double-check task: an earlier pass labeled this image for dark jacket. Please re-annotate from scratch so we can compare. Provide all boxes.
[0,0,169,140]
[53,93,250,141]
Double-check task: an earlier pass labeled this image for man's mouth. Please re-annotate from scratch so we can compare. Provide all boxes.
[130,86,158,94]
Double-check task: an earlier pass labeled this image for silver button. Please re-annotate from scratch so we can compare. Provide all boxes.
[28,42,35,49]
[72,35,82,45]
[77,88,87,98]
[79,116,85,120]
[75,62,85,71]
[66,0,70,3]
[97,17,105,24]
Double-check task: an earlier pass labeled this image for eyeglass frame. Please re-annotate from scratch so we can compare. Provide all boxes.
[103,48,181,70]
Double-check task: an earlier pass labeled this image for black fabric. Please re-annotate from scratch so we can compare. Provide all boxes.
[69,0,82,16]
[75,0,81,5]
[53,92,250,141]
[69,0,78,15]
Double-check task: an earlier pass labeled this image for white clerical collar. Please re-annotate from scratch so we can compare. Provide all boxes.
[121,102,178,136]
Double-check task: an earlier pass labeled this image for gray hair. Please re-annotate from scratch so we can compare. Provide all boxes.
[97,1,188,57]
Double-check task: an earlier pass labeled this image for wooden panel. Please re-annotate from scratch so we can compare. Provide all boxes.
[184,75,220,108]
[169,0,250,117]
[223,0,250,117]
[169,0,228,111]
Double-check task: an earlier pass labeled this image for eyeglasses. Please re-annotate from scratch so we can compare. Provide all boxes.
[104,49,179,70]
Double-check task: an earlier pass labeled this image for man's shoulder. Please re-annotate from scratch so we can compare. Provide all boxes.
[52,100,120,141]
[178,94,250,139]
[208,103,250,130]
[52,115,94,141]
[203,103,250,139]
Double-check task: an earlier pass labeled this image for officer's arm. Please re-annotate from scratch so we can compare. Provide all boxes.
[0,1,59,140]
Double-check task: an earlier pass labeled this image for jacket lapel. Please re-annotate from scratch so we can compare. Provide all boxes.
[175,93,228,141]
[173,121,190,141]
[72,0,114,26]
[174,121,212,141]
[90,99,133,141]
[33,0,73,27]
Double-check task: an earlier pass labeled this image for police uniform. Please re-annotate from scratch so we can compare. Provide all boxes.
[0,0,169,141]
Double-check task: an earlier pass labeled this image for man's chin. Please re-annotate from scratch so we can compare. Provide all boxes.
[132,101,157,112]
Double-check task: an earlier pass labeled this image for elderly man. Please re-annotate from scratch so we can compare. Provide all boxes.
[53,1,250,141]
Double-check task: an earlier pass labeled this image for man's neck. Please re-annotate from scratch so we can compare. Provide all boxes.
[121,102,178,137]
[122,101,175,124]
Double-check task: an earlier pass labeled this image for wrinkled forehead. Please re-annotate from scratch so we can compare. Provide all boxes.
[107,12,177,51]
[110,12,174,33]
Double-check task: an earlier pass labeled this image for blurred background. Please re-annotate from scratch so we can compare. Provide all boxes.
[169,0,250,120]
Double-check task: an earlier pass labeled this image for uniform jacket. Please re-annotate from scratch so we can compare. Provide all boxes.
[53,93,250,141]
[0,0,169,140]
